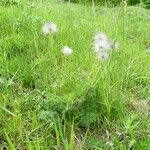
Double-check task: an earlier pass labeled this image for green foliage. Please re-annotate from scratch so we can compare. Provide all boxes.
[64,0,150,8]
[127,0,140,5]
[0,0,20,6]
[134,138,150,149]
[142,0,150,8]
[79,112,97,127]
[0,0,150,149]
[39,110,56,121]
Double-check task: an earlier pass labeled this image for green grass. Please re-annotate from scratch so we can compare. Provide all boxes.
[0,0,150,149]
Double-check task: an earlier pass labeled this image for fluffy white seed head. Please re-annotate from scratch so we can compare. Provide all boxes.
[93,39,112,52]
[42,22,57,35]
[93,32,112,52]
[62,46,73,56]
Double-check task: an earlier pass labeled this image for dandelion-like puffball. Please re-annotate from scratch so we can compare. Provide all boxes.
[97,51,109,61]
[93,39,112,52]
[62,46,73,56]
[42,22,57,35]
[93,32,112,52]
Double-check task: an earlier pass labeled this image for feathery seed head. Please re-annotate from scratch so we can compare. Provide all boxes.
[42,22,57,35]
[62,46,73,56]
[93,32,112,52]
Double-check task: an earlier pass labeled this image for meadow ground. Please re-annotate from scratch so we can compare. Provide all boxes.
[0,0,150,149]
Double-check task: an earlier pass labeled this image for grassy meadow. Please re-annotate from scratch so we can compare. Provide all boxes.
[0,0,150,149]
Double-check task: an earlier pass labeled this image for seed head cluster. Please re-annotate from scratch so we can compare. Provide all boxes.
[42,22,58,35]
[62,46,73,56]
[42,22,119,60]
[93,32,119,61]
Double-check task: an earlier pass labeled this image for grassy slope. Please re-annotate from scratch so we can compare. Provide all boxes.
[0,1,150,149]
